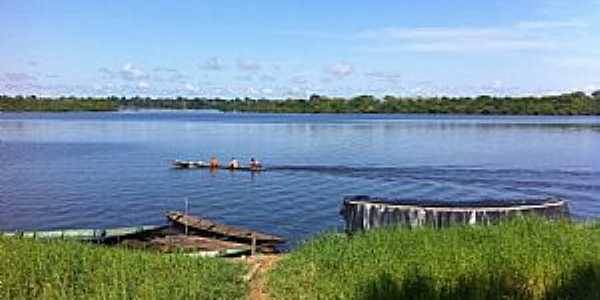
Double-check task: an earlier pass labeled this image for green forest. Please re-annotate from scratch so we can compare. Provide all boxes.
[2,91,600,115]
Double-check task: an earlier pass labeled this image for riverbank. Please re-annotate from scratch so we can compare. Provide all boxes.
[0,236,247,300]
[2,92,599,114]
[268,218,600,300]
[2,218,600,299]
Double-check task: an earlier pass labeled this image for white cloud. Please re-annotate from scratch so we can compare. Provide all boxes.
[261,88,273,95]
[492,80,503,89]
[99,67,113,77]
[290,74,308,84]
[137,81,150,88]
[246,87,259,95]
[356,20,585,53]
[550,56,600,69]
[274,30,342,40]
[584,83,600,94]
[167,72,186,83]
[283,86,312,98]
[184,83,199,92]
[365,71,402,83]
[237,58,261,71]
[326,63,354,79]
[235,74,254,82]
[515,20,586,30]
[320,77,333,84]
[4,72,36,82]
[153,67,178,73]
[198,57,224,71]
[151,67,186,83]
[259,74,277,82]
[120,63,148,81]
[358,27,507,40]
[364,41,551,53]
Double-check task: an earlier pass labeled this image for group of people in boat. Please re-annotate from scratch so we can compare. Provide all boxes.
[209,156,262,170]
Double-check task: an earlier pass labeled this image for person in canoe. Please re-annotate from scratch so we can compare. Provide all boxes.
[209,156,219,168]
[249,157,262,170]
[228,157,240,169]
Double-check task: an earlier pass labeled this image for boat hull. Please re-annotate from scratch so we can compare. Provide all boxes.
[167,211,284,245]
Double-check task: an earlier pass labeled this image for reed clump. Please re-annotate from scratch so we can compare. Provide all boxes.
[268,218,600,300]
[0,237,247,300]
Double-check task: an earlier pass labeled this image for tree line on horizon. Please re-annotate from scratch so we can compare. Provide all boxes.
[1,91,600,115]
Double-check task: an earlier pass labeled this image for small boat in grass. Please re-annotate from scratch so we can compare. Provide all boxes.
[171,160,265,171]
[0,225,165,241]
[167,211,285,245]
[2,212,284,257]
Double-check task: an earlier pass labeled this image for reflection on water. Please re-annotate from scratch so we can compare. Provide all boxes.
[0,112,599,245]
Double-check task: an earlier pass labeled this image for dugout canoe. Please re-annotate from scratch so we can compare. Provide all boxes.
[0,225,164,240]
[119,234,252,257]
[167,211,284,244]
[171,160,264,171]
[171,160,208,169]
[1,225,255,257]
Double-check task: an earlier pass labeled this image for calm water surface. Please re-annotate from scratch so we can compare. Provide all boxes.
[1,112,599,245]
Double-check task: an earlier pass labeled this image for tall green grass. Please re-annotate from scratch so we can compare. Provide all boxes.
[268,218,600,300]
[0,237,247,300]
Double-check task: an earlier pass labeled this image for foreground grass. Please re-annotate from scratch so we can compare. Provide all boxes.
[0,237,247,300]
[269,218,600,300]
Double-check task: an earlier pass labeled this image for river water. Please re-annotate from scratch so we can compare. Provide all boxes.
[1,111,599,244]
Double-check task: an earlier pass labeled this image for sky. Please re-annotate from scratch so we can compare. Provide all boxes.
[1,0,600,98]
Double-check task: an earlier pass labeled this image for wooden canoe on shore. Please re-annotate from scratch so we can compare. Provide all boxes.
[1,225,255,257]
[120,234,252,257]
[167,211,284,244]
[0,225,165,240]
[2,213,284,256]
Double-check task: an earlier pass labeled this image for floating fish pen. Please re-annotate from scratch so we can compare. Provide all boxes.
[341,195,569,232]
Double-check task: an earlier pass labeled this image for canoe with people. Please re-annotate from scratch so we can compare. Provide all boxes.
[171,156,263,171]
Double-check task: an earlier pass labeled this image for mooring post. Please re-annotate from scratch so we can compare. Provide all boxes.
[251,233,256,256]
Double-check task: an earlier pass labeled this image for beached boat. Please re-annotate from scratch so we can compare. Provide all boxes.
[0,225,164,240]
[118,231,252,257]
[2,214,282,256]
[171,160,264,171]
[167,211,284,245]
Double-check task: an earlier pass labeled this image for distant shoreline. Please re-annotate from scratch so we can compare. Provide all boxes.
[1,92,599,115]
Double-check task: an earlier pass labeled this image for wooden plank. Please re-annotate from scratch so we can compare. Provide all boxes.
[167,211,284,244]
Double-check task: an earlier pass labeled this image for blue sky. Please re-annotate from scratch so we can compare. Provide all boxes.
[1,0,600,98]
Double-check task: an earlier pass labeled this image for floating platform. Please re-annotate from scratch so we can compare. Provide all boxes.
[171,160,264,171]
[341,195,569,232]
